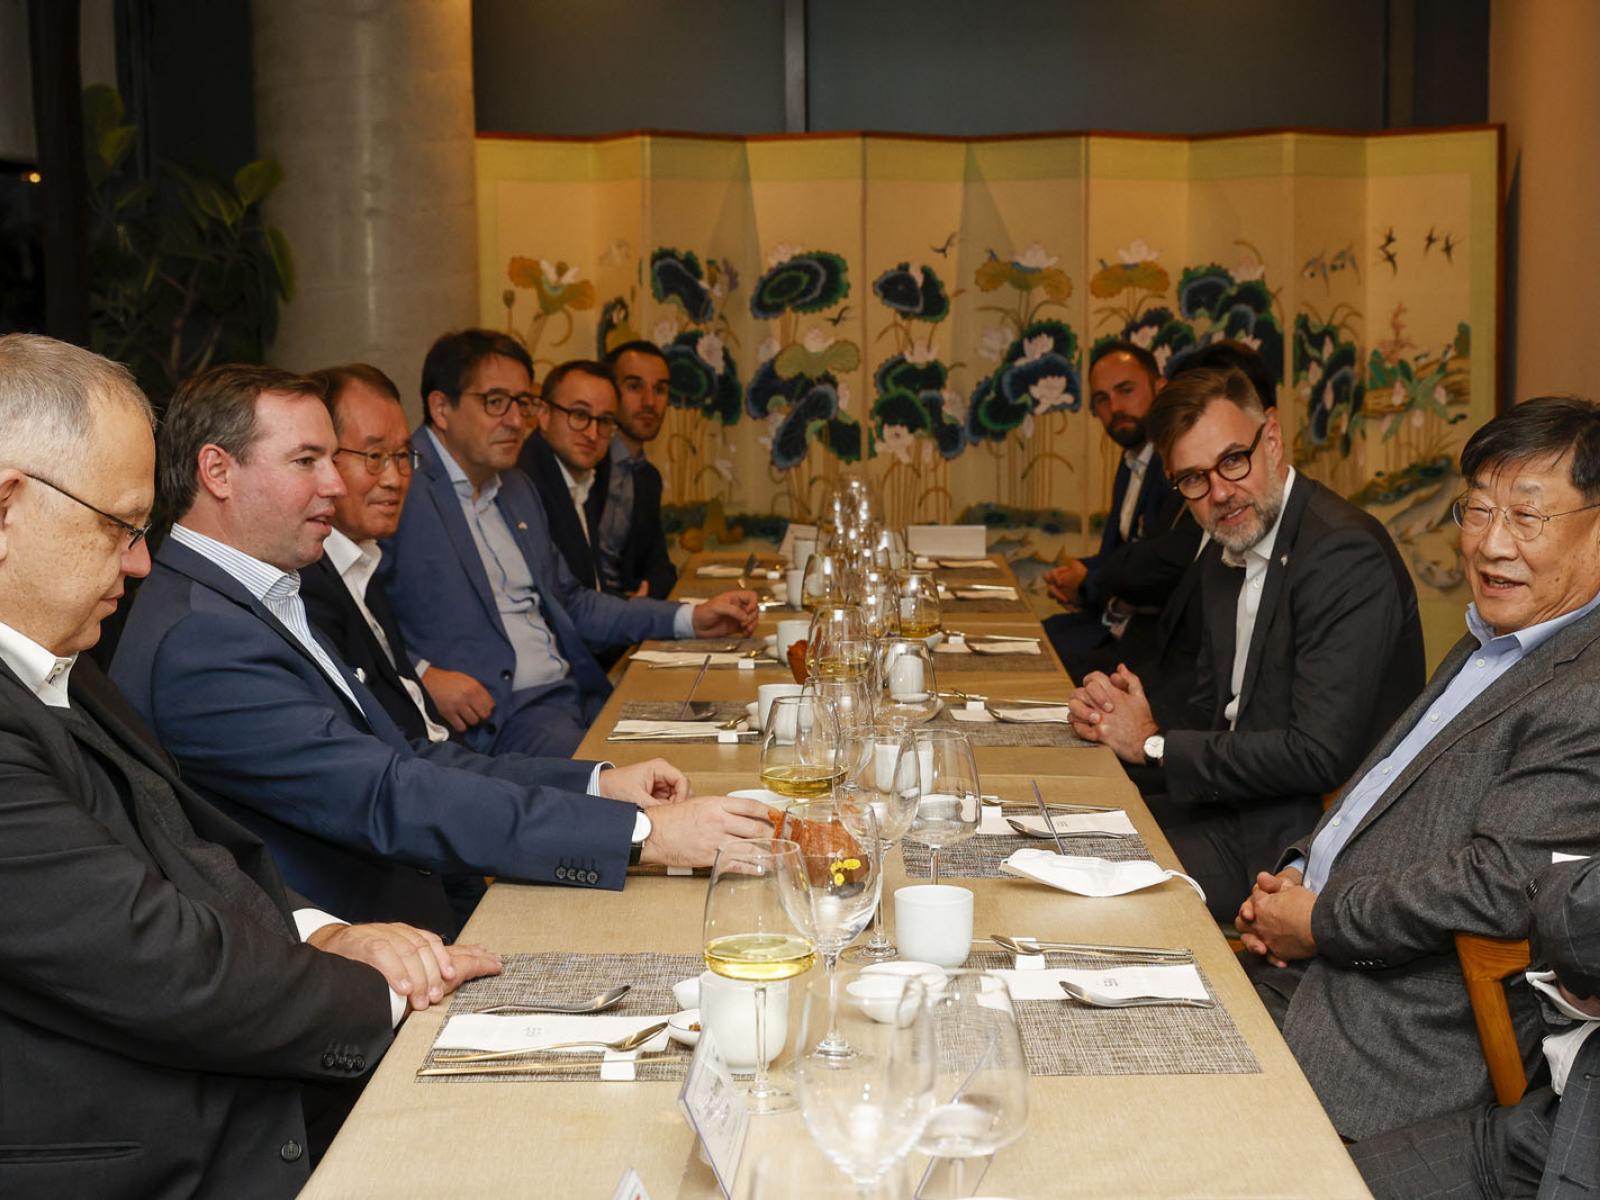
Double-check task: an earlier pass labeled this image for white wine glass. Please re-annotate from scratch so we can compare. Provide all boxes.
[859,570,899,640]
[895,570,942,637]
[839,725,923,963]
[761,694,843,801]
[703,839,817,1114]
[874,638,940,726]
[906,731,980,887]
[808,672,876,778]
[793,967,935,1195]
[915,971,1029,1198]
[807,603,870,677]
[750,1140,910,1199]
[802,551,856,610]
[776,798,882,1060]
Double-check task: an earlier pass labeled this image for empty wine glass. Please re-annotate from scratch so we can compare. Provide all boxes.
[750,1139,910,1199]
[809,673,876,777]
[906,731,980,887]
[874,638,940,726]
[703,839,817,1114]
[895,570,942,638]
[762,694,843,801]
[776,799,882,1061]
[839,725,923,963]
[915,971,1029,1198]
[792,967,935,1195]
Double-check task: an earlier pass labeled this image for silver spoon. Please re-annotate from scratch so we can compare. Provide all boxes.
[432,1020,668,1063]
[471,984,631,1015]
[1059,979,1213,1008]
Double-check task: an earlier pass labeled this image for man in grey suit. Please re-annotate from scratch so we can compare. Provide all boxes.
[1237,396,1600,1140]
[1353,853,1600,1198]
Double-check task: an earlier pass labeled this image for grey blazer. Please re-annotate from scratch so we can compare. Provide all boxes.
[1275,602,1600,1141]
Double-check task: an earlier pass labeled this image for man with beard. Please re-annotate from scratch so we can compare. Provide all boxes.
[1043,341,1190,670]
[590,340,676,599]
[1068,366,1425,921]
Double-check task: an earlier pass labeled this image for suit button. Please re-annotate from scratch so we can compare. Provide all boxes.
[280,1139,304,1163]
[322,1052,336,1068]
[353,1055,366,1071]
[555,867,567,880]
[586,871,598,884]
[501,670,513,681]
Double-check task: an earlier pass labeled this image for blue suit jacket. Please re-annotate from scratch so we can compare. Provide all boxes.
[380,430,682,752]
[1079,450,1183,613]
[110,539,637,935]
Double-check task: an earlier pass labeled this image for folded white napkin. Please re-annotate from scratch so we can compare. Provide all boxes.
[955,586,1018,601]
[1000,848,1205,901]
[906,524,988,558]
[992,964,1207,1003]
[970,639,1041,655]
[629,650,753,667]
[695,564,746,577]
[609,719,743,739]
[979,809,1137,837]
[950,705,1073,725]
[434,1013,672,1082]
[914,555,999,571]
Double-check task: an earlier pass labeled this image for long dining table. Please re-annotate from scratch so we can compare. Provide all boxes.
[303,552,1371,1198]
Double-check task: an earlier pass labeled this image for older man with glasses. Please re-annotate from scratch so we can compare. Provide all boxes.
[381,329,758,757]
[1226,394,1600,1144]
[1069,366,1426,924]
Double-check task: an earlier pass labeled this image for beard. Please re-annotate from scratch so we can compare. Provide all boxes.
[1106,416,1146,450]
[1204,475,1287,555]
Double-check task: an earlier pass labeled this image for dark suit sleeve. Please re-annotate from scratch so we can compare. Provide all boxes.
[141,608,637,887]
[1096,499,1199,608]
[634,467,678,599]
[545,511,682,644]
[0,709,393,1078]
[1310,683,1600,967]
[1163,529,1410,805]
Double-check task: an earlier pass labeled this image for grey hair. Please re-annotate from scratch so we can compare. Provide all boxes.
[0,334,154,470]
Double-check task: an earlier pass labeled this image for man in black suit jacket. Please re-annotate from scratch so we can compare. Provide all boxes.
[1043,341,1196,676]
[0,334,497,1198]
[1070,366,1425,921]
[1353,853,1600,1198]
[596,339,678,598]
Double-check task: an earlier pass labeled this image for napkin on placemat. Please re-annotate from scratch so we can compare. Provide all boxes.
[609,719,746,740]
[694,564,746,577]
[433,1013,672,1082]
[1000,848,1206,901]
[952,705,1073,724]
[914,555,999,570]
[629,650,756,667]
[979,809,1137,837]
[992,964,1209,1004]
[969,639,1041,655]
[955,586,1018,601]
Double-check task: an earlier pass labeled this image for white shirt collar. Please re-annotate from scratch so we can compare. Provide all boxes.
[556,456,594,495]
[169,523,300,603]
[425,426,499,505]
[1221,467,1296,569]
[1123,441,1156,472]
[322,526,378,579]
[0,619,76,708]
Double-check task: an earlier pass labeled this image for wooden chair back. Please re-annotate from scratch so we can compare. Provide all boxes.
[1454,932,1533,1106]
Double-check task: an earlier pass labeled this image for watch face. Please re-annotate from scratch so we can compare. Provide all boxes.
[1144,736,1164,761]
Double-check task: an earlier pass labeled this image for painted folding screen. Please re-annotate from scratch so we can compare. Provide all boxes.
[476,128,1499,656]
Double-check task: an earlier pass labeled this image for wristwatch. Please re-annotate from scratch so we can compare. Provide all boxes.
[1142,733,1165,768]
[629,809,652,866]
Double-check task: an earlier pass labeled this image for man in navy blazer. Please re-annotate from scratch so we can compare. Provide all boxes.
[111,364,774,935]
[383,329,757,757]
[1043,341,1189,671]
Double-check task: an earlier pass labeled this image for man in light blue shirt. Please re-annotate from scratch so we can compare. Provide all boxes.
[1233,396,1600,1140]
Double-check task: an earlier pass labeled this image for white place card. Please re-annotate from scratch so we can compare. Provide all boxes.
[1000,848,1207,902]
[906,524,987,558]
[978,808,1136,838]
[992,963,1208,1003]
[677,1026,748,1199]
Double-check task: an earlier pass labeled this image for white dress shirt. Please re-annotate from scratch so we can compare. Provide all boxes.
[556,457,596,545]
[1117,441,1156,541]
[322,529,451,743]
[1221,468,1296,728]
[0,618,406,1025]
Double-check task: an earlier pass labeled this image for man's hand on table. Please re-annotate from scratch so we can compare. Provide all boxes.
[307,921,503,1011]
[420,666,496,733]
[692,589,760,637]
[638,795,775,867]
[1067,664,1158,762]
[1044,560,1089,607]
[598,758,690,807]
[1235,867,1316,967]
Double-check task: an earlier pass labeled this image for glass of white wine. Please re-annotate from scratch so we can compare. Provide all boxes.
[895,570,942,638]
[839,726,923,963]
[859,570,899,640]
[703,839,817,1114]
[807,603,870,677]
[874,638,941,726]
[801,552,856,610]
[761,694,844,801]
[906,730,980,887]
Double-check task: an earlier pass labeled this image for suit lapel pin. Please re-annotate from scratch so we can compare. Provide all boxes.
[1279,554,1289,567]
[355,667,367,683]
[517,521,528,531]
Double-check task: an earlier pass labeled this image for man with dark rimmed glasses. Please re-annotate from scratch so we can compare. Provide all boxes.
[1069,365,1424,928]
[382,329,758,757]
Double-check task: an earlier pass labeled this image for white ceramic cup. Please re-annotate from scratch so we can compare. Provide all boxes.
[785,568,805,608]
[893,884,974,969]
[757,682,803,730]
[792,537,817,580]
[776,618,810,664]
[698,970,789,1073]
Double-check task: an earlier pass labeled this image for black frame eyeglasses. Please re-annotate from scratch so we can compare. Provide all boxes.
[1170,424,1266,500]
[24,472,152,548]
[334,446,421,476]
[541,396,620,436]
[460,388,536,418]
[1450,496,1600,543]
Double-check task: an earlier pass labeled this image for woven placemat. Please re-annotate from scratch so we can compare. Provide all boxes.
[419,951,703,1084]
[942,593,1034,614]
[930,648,1054,674]
[639,637,769,654]
[922,707,1094,748]
[900,829,1151,879]
[961,950,1260,1077]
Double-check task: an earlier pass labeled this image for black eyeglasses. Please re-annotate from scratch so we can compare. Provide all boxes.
[541,396,620,436]
[460,389,536,418]
[24,472,152,548]
[1170,424,1266,500]
[1450,496,1600,543]
[334,446,420,476]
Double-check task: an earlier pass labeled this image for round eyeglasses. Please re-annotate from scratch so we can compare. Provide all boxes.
[334,446,420,476]
[461,388,535,418]
[1170,423,1265,500]
[1450,496,1600,542]
[542,396,619,436]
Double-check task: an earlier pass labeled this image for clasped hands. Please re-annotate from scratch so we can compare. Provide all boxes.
[1235,867,1317,967]
[1067,663,1158,761]
[1043,560,1089,608]
[306,921,501,1014]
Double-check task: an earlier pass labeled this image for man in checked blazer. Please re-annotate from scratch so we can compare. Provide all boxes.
[1237,396,1600,1141]
[1354,853,1600,1197]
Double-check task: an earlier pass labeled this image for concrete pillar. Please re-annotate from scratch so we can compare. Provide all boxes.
[252,1,478,417]
[1490,0,1600,403]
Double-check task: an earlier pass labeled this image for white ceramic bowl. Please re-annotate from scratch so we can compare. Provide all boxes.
[861,960,949,995]
[846,976,926,1025]
[671,976,700,1009]
[668,1008,702,1047]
